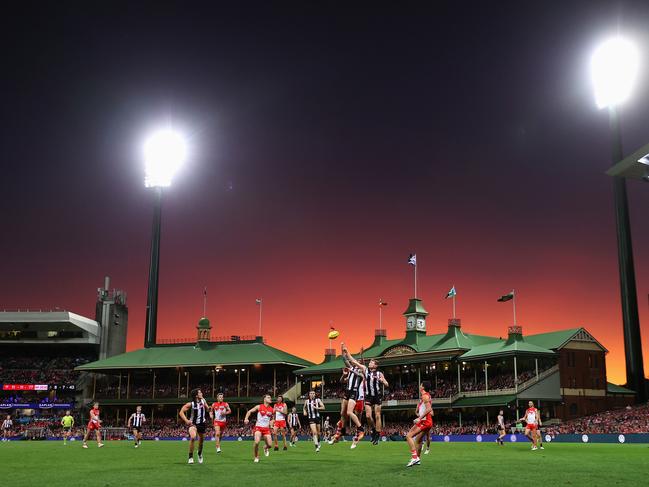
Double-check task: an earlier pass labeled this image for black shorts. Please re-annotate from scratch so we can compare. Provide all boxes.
[133,426,142,432]
[343,389,360,401]
[63,427,71,432]
[366,395,382,406]
[307,418,320,425]
[191,423,207,434]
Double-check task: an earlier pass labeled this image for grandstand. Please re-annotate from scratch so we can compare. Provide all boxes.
[0,277,128,433]
[295,297,636,423]
[75,317,313,424]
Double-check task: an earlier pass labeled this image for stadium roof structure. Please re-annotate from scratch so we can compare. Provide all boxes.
[606,382,635,395]
[76,336,313,371]
[0,310,100,344]
[459,332,555,361]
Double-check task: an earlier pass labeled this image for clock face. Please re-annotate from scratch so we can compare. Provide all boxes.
[416,319,426,330]
[406,317,415,329]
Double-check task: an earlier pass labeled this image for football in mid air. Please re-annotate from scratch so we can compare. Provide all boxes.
[328,329,340,340]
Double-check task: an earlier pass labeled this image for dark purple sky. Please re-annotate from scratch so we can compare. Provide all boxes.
[1,1,649,382]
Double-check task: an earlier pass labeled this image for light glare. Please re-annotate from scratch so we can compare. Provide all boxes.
[143,129,187,187]
[591,37,640,109]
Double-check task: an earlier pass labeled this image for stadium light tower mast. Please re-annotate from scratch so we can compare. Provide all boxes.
[591,36,646,401]
[142,128,187,348]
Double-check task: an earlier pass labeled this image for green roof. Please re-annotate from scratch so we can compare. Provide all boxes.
[460,333,555,360]
[606,382,635,394]
[524,328,581,349]
[76,339,313,371]
[430,326,499,352]
[453,394,517,407]
[403,298,429,316]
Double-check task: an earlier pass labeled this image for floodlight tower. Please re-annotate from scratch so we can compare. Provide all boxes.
[591,37,645,400]
[143,129,187,348]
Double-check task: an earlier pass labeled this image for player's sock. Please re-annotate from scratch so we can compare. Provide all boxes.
[189,452,193,459]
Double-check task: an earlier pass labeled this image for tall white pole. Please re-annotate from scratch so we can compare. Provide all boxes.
[203,287,207,317]
[379,304,383,331]
[258,299,263,337]
[414,264,418,298]
[452,293,456,319]
[512,289,517,326]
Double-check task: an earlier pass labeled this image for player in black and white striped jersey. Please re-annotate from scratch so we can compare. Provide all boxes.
[2,415,12,441]
[340,343,366,443]
[303,390,324,452]
[128,406,146,448]
[364,359,389,445]
[179,388,210,464]
[288,407,301,446]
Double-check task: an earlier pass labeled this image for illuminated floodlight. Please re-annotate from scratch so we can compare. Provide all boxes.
[143,129,187,187]
[591,37,640,109]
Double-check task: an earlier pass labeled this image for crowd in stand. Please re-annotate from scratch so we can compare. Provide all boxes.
[96,380,291,400]
[546,404,649,435]
[0,356,92,385]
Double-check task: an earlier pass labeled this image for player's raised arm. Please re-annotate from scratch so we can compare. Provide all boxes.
[342,343,367,372]
[244,405,259,424]
[179,402,192,425]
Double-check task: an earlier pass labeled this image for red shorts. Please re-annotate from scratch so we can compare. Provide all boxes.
[87,421,100,431]
[274,420,286,429]
[526,423,537,431]
[214,421,226,429]
[254,426,271,436]
[354,400,364,413]
[417,419,433,432]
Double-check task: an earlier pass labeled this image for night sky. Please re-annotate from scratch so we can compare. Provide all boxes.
[2,1,649,384]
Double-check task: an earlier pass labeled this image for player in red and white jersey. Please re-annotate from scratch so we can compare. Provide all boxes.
[244,394,274,463]
[82,402,104,449]
[405,382,433,467]
[211,393,231,454]
[350,377,366,449]
[272,395,288,451]
[518,400,540,450]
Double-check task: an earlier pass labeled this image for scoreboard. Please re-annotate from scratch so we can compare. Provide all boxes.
[1,384,75,391]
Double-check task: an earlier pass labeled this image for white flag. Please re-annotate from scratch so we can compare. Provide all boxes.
[407,254,417,266]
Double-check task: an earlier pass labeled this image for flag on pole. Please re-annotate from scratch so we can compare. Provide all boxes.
[255,298,262,305]
[497,291,514,302]
[379,300,388,307]
[203,287,207,297]
[407,254,417,266]
[445,286,456,299]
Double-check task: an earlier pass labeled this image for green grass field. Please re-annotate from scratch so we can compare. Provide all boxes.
[1,440,647,486]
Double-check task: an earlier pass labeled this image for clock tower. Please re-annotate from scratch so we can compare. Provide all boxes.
[403,298,428,344]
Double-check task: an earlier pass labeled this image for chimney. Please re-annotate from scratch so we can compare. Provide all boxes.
[104,276,111,291]
[448,318,461,329]
[371,328,387,347]
[323,348,336,363]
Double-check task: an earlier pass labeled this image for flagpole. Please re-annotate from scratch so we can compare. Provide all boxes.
[258,299,263,336]
[452,287,456,319]
[512,289,517,326]
[379,303,383,332]
[203,287,207,317]
[414,263,418,299]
